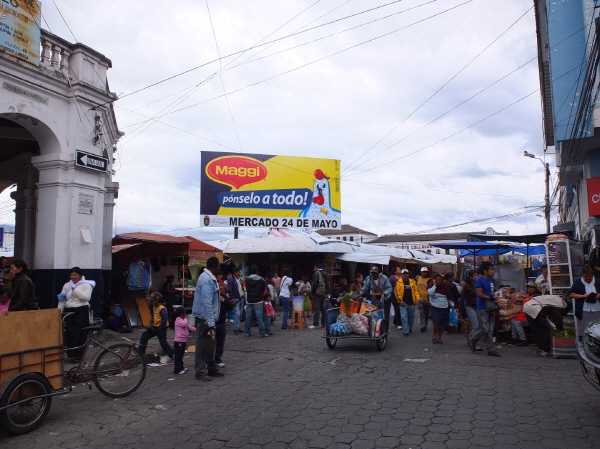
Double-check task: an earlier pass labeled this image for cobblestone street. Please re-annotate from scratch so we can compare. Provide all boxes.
[2,323,599,449]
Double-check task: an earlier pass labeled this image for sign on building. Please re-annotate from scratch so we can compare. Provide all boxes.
[587,176,600,216]
[77,192,94,215]
[0,0,41,66]
[75,150,108,173]
[200,152,341,229]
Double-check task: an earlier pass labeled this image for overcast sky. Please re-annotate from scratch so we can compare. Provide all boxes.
[1,0,555,241]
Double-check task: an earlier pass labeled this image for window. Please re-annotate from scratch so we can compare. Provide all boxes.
[336,237,340,240]
[343,237,347,241]
[350,236,354,241]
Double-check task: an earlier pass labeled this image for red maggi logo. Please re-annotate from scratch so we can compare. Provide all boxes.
[206,156,267,189]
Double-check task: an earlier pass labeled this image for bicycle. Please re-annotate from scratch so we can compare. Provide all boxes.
[0,310,146,436]
[62,313,147,398]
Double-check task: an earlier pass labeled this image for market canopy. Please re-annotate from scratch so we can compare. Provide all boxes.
[432,241,513,251]
[457,244,546,257]
[468,233,550,245]
[112,232,190,264]
[209,236,454,265]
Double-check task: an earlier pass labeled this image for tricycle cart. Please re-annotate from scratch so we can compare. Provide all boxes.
[322,307,389,351]
[0,308,146,436]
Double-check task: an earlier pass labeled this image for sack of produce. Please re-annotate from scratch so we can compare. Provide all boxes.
[349,313,369,335]
[337,312,351,326]
[329,322,350,336]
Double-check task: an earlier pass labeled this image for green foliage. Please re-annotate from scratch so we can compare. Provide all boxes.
[552,327,576,338]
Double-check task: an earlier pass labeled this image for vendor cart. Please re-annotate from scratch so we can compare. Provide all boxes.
[322,307,388,351]
[0,309,146,436]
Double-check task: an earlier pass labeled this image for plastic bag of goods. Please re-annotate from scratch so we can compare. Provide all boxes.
[350,313,369,335]
[329,322,350,336]
[337,312,351,326]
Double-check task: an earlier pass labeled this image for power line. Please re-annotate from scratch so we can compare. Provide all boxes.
[344,180,540,199]
[116,0,410,101]
[117,0,327,148]
[342,4,533,175]
[405,205,544,235]
[206,0,244,153]
[342,89,539,179]
[121,1,473,128]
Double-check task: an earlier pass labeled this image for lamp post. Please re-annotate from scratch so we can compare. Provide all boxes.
[524,151,550,233]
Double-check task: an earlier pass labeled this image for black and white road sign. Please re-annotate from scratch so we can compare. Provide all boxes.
[75,150,108,173]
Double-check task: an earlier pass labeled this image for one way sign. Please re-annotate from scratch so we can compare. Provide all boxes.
[75,150,108,173]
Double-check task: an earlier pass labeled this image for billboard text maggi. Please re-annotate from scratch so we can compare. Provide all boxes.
[201,152,341,230]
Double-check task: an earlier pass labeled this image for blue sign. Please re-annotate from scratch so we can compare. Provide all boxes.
[0,227,3,247]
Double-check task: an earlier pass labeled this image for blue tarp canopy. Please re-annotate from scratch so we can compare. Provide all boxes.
[459,245,546,257]
[432,241,512,253]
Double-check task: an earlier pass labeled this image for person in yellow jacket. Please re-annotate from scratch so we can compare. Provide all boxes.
[395,269,418,336]
[139,292,174,361]
[415,267,431,333]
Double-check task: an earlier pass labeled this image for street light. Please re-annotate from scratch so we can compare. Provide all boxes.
[524,151,550,233]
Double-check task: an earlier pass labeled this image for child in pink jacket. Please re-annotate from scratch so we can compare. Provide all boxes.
[170,307,196,374]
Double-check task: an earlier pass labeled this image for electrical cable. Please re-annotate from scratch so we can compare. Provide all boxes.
[117,0,326,149]
[120,1,473,128]
[342,89,539,179]
[342,4,533,175]
[115,0,411,101]
[206,0,243,153]
[344,180,540,199]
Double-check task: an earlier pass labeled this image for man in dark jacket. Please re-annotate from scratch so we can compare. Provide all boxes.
[310,263,330,329]
[228,267,245,335]
[215,290,233,367]
[244,265,267,337]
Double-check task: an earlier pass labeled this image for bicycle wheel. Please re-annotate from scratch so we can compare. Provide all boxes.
[326,337,337,349]
[0,373,52,435]
[92,343,146,398]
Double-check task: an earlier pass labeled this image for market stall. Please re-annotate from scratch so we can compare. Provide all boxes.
[111,233,191,327]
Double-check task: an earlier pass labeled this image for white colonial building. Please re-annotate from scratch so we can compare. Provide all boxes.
[0,27,121,311]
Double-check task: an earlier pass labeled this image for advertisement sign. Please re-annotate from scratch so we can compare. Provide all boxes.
[201,152,341,229]
[0,0,41,66]
[587,176,600,216]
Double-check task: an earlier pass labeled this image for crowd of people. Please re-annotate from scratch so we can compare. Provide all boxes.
[1,253,587,379]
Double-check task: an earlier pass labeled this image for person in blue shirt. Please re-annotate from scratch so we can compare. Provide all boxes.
[192,256,223,381]
[468,261,501,357]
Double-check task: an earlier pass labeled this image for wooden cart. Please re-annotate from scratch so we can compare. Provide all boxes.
[0,309,69,435]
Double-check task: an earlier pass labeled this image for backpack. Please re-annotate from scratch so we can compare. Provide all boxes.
[316,271,326,296]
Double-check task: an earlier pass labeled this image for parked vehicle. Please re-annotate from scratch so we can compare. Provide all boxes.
[578,318,600,392]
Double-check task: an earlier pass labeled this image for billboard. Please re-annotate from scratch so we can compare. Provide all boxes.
[201,152,341,230]
[0,0,41,66]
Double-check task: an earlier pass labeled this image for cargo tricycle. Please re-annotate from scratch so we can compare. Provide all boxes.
[0,309,146,436]
[322,307,389,351]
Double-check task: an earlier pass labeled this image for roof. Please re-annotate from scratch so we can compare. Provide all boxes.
[184,236,222,252]
[113,232,190,244]
[370,231,487,244]
[316,224,377,237]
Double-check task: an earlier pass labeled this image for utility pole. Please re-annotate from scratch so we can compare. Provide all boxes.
[544,162,550,233]
[524,151,551,233]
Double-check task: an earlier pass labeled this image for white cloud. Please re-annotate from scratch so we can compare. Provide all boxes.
[33,0,551,240]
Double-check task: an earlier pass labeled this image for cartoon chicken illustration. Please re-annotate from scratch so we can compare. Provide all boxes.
[300,169,341,221]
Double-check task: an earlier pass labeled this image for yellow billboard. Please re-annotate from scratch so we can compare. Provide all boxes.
[200,152,341,230]
[0,0,41,66]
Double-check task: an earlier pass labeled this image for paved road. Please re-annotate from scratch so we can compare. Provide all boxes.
[2,320,600,449]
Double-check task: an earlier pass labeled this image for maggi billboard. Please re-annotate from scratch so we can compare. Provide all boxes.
[0,0,41,66]
[200,152,341,229]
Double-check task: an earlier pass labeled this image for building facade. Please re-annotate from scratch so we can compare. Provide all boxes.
[534,0,600,245]
[370,228,508,255]
[316,224,378,243]
[0,27,122,311]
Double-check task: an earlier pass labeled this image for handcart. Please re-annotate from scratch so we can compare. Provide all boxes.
[322,307,388,351]
[0,308,146,436]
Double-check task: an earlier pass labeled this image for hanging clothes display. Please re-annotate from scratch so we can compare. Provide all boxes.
[128,261,152,290]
